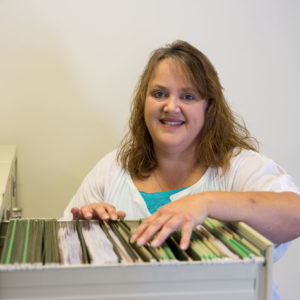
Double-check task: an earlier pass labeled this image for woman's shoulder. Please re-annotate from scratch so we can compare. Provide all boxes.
[229,148,272,169]
[224,148,300,192]
[94,149,119,167]
[220,148,276,183]
[86,149,122,180]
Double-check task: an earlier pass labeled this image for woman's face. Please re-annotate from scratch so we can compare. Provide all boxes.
[144,59,207,156]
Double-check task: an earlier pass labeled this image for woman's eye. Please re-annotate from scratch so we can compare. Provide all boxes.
[181,94,195,101]
[151,90,167,99]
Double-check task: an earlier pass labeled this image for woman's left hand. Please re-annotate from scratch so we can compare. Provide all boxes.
[130,193,209,250]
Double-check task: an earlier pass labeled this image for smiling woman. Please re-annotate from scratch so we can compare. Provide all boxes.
[62,41,300,300]
[144,59,207,159]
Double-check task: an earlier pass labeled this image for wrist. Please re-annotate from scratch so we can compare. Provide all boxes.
[202,191,215,217]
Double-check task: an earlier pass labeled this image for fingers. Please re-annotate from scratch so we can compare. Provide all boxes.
[94,203,120,221]
[80,205,94,219]
[131,209,185,248]
[149,216,181,247]
[130,216,193,250]
[130,195,205,249]
[131,214,193,250]
[71,203,126,221]
[71,207,83,220]
[179,222,193,250]
[116,210,126,219]
[130,213,171,246]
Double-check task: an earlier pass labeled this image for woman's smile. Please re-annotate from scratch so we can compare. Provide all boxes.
[159,117,185,127]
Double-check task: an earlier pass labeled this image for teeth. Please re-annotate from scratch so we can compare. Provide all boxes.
[162,121,183,125]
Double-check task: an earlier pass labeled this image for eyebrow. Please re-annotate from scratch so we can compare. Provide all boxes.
[149,84,197,94]
[181,88,198,94]
[149,84,167,91]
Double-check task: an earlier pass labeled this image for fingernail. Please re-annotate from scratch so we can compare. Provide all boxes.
[86,213,92,218]
[180,243,188,250]
[111,214,117,220]
[130,235,136,243]
[150,239,159,248]
[137,238,145,246]
[103,213,109,219]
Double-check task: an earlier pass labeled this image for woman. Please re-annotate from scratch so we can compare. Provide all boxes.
[65,40,300,252]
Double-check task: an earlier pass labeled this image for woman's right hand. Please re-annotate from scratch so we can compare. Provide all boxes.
[71,203,126,221]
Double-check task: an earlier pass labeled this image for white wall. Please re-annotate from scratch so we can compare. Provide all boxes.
[0,0,299,299]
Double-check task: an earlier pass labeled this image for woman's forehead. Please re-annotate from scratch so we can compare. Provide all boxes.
[149,58,194,86]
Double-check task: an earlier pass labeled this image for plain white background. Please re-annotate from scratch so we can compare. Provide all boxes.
[0,1,299,299]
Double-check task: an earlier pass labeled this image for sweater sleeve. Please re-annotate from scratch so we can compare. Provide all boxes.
[227,150,300,195]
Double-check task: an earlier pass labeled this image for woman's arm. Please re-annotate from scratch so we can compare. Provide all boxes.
[130,191,300,249]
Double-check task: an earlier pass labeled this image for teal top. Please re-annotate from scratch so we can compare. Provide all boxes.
[139,187,189,214]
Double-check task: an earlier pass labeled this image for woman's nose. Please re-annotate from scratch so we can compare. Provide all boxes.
[163,96,181,113]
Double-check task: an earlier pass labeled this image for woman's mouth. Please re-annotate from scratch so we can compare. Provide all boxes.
[161,120,184,125]
[160,119,185,126]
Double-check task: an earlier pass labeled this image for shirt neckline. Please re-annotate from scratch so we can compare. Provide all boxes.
[128,166,212,195]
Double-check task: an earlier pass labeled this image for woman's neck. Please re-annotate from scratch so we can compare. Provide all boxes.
[155,146,198,171]
[153,149,206,191]
[132,148,207,192]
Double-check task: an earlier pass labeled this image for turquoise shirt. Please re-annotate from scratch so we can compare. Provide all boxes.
[139,187,189,214]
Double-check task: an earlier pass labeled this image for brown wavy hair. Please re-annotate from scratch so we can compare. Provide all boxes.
[117,40,258,178]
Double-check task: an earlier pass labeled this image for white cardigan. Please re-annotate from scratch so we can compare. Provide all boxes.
[63,148,300,222]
